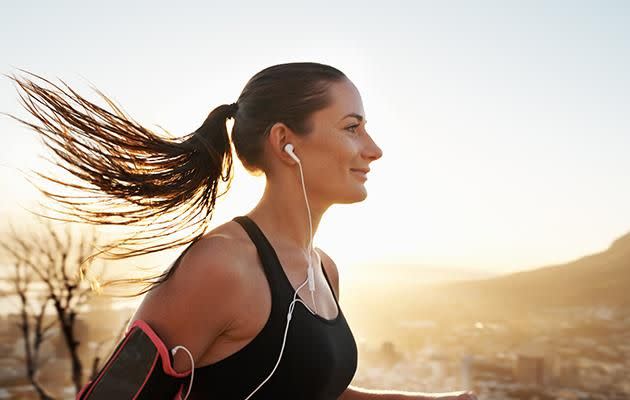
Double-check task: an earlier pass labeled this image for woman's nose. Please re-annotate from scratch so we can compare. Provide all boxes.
[363,135,383,161]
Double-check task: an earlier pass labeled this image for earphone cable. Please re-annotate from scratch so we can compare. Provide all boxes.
[243,278,309,399]
[295,159,318,313]
[170,345,195,400]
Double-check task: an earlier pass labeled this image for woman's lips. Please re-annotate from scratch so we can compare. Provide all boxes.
[350,169,368,180]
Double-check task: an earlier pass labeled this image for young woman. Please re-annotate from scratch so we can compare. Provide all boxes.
[9,62,476,400]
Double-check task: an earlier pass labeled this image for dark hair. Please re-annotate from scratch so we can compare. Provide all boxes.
[3,62,347,295]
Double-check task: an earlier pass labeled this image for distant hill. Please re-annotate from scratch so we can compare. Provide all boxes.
[345,263,498,286]
[433,230,630,311]
[340,232,630,340]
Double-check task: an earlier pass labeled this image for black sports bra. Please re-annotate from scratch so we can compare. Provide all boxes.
[186,215,358,399]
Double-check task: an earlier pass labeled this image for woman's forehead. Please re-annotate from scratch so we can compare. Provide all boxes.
[319,80,365,122]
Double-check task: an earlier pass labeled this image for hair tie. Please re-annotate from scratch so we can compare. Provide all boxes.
[227,102,239,118]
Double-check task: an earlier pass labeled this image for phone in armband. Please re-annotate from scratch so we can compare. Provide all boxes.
[76,320,193,400]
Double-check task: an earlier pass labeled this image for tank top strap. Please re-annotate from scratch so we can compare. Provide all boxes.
[232,215,289,302]
[319,258,339,305]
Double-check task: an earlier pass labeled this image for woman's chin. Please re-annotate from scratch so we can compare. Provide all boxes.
[337,186,368,204]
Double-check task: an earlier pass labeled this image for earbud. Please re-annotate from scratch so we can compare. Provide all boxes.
[283,143,301,163]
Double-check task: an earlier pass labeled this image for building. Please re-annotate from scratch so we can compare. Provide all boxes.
[515,355,545,385]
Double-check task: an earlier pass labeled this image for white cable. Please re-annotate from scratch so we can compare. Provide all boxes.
[245,149,323,399]
[295,159,313,262]
[170,345,195,400]
[169,278,320,400]
[243,278,310,399]
[295,158,318,313]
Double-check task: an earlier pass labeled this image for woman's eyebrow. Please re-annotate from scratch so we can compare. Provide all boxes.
[339,113,365,122]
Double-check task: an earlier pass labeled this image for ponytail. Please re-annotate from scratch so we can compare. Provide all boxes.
[3,70,236,293]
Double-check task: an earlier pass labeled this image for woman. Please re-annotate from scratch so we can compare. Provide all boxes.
[9,62,477,400]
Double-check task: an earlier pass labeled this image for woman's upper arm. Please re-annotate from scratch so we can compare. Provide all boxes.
[316,247,340,301]
[130,235,244,372]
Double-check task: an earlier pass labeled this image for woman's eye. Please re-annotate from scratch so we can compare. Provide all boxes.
[345,125,360,134]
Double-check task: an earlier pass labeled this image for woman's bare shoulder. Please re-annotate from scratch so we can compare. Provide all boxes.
[128,219,253,369]
[193,220,253,267]
[157,220,250,287]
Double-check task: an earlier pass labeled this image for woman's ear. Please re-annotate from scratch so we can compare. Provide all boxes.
[267,122,298,165]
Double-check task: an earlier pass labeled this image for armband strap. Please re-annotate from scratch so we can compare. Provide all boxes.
[76,320,191,400]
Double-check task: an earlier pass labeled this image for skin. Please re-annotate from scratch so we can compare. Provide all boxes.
[129,78,476,400]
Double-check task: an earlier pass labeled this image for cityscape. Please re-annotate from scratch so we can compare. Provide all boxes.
[2,229,629,399]
[349,305,629,399]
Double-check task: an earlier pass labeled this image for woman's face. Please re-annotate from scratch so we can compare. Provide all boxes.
[297,78,383,205]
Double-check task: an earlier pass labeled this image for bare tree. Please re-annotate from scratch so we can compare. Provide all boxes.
[0,215,105,396]
[1,260,56,400]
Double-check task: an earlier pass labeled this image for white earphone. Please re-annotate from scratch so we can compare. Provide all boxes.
[241,142,320,399]
[172,142,320,400]
[283,143,299,162]
[283,143,316,293]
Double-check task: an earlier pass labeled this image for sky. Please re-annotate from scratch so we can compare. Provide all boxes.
[1,0,629,279]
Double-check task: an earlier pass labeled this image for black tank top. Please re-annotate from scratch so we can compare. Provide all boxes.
[187,215,358,399]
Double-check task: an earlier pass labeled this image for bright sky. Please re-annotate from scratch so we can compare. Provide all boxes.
[1,1,629,277]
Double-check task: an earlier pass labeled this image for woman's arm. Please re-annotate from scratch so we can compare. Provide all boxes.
[338,386,477,400]
[339,385,432,400]
[339,387,475,400]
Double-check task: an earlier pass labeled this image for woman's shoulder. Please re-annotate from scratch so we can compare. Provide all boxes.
[193,218,256,268]
[150,220,253,301]
[194,222,249,263]
[133,220,250,314]
[128,219,254,368]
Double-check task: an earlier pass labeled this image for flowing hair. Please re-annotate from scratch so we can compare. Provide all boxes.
[3,62,347,295]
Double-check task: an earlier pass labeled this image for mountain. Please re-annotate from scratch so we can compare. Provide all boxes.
[433,230,630,311]
[346,263,498,286]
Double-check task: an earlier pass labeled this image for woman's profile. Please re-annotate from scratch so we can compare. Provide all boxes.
[7,62,476,400]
